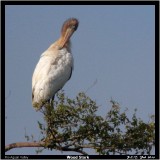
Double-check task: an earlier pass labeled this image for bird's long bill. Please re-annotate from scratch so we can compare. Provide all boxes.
[60,28,74,48]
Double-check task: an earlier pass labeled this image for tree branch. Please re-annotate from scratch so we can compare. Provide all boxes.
[5,141,88,155]
[5,141,45,152]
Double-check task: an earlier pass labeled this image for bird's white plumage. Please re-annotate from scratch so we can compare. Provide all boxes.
[32,18,78,110]
[32,45,73,109]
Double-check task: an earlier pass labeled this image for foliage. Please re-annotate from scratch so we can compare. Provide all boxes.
[34,91,155,155]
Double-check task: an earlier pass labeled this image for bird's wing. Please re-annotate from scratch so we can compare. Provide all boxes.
[68,66,73,81]
[32,51,57,104]
[32,48,73,108]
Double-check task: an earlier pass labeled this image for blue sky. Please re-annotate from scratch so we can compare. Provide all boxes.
[5,5,155,155]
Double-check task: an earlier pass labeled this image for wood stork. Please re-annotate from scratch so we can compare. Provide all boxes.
[32,18,79,111]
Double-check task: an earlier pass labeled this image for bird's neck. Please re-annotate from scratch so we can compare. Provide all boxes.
[56,38,71,50]
[48,39,71,53]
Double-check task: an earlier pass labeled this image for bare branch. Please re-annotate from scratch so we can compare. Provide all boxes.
[5,141,45,152]
[5,141,88,155]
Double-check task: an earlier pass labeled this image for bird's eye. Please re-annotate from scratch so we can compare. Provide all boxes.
[71,25,77,30]
[71,25,75,29]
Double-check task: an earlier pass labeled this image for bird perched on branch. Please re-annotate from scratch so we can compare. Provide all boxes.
[32,18,79,111]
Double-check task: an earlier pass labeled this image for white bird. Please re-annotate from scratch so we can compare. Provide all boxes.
[32,18,79,111]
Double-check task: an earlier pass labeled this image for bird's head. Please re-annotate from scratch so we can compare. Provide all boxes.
[59,18,79,49]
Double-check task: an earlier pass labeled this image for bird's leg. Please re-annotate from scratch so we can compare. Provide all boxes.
[50,96,55,108]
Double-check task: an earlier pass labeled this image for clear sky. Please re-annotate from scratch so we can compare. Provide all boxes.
[5,5,155,155]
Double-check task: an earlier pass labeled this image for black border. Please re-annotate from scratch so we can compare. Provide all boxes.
[155,1,159,159]
[2,1,159,159]
[1,1,159,5]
